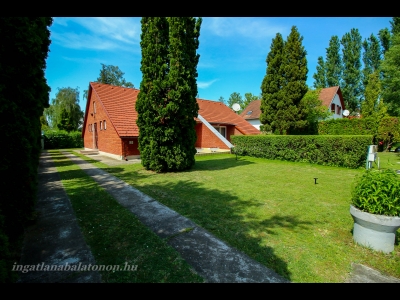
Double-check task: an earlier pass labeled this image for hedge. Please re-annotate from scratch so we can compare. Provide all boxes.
[231,135,374,169]
[317,118,377,135]
[43,130,83,149]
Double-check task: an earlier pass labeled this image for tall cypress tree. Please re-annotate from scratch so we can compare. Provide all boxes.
[164,17,201,171]
[260,33,285,133]
[136,17,170,171]
[341,28,363,112]
[136,17,201,172]
[325,35,342,87]
[313,56,327,88]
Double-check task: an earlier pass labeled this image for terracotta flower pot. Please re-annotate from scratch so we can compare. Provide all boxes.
[350,205,400,253]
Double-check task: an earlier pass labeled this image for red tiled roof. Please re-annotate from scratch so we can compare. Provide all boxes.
[319,86,345,110]
[89,82,140,137]
[196,99,260,135]
[84,83,260,137]
[240,100,261,120]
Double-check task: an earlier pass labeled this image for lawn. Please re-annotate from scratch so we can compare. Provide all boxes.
[70,150,400,283]
[50,150,204,283]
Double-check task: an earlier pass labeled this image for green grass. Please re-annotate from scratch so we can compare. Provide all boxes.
[49,150,204,283]
[68,149,400,282]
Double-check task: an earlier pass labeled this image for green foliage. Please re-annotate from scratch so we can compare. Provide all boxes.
[325,35,342,87]
[227,92,244,113]
[361,71,385,118]
[45,87,83,131]
[136,17,201,172]
[313,56,327,88]
[0,17,52,282]
[43,130,83,149]
[242,93,259,110]
[341,28,363,112]
[380,32,400,117]
[351,169,400,216]
[376,116,400,151]
[96,64,134,88]
[260,26,308,134]
[231,135,373,169]
[361,34,382,100]
[378,28,391,55]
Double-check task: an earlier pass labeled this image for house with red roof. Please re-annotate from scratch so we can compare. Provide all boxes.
[82,82,260,160]
[240,86,346,129]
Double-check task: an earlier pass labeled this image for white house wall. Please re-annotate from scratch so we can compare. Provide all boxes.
[247,119,261,130]
[329,94,343,119]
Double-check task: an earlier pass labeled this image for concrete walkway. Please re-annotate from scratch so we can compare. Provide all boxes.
[17,150,400,283]
[17,151,102,283]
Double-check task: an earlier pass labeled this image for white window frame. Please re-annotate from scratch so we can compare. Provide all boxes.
[213,126,227,138]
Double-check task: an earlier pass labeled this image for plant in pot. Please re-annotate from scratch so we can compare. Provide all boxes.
[350,169,400,253]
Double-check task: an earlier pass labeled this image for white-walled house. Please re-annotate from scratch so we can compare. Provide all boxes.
[319,86,346,119]
[240,86,346,129]
[240,100,262,130]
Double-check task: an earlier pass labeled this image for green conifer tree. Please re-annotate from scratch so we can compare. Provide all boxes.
[136,17,201,172]
[260,33,285,133]
[341,28,363,112]
[313,56,327,88]
[325,35,342,87]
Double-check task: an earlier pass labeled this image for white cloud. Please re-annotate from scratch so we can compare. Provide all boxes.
[197,79,219,89]
[51,17,141,51]
[203,17,287,39]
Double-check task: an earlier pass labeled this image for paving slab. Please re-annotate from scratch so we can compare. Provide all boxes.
[17,151,101,283]
[346,263,400,283]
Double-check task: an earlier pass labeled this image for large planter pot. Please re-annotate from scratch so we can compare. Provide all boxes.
[350,205,400,253]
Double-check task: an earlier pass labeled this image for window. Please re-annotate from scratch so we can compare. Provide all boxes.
[331,103,336,114]
[213,126,227,138]
[336,105,341,116]
[93,102,96,114]
[100,121,102,130]
[129,141,133,144]
[104,120,106,130]
[88,124,91,132]
[246,110,253,115]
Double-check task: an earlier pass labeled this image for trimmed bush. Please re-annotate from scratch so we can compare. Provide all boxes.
[43,129,83,149]
[351,169,400,216]
[231,135,373,169]
[317,117,377,135]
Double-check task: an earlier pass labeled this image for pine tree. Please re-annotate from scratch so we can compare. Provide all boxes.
[325,35,342,87]
[362,71,383,118]
[260,26,308,134]
[378,28,391,55]
[313,56,327,88]
[260,32,285,133]
[282,26,308,133]
[136,17,201,172]
[341,28,363,112]
[390,17,400,35]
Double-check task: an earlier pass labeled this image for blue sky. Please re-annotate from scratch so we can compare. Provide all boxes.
[45,17,393,111]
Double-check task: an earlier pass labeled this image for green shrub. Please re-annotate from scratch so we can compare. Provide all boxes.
[43,129,83,149]
[351,169,400,216]
[231,135,373,169]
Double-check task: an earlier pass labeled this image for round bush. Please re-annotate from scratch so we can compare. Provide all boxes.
[351,169,400,216]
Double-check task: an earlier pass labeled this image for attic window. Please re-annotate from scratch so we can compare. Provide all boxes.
[100,121,103,130]
[104,120,106,130]
[246,110,253,115]
[94,102,96,114]
[331,103,335,113]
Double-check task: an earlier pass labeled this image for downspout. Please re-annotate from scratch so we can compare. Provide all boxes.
[197,114,234,149]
